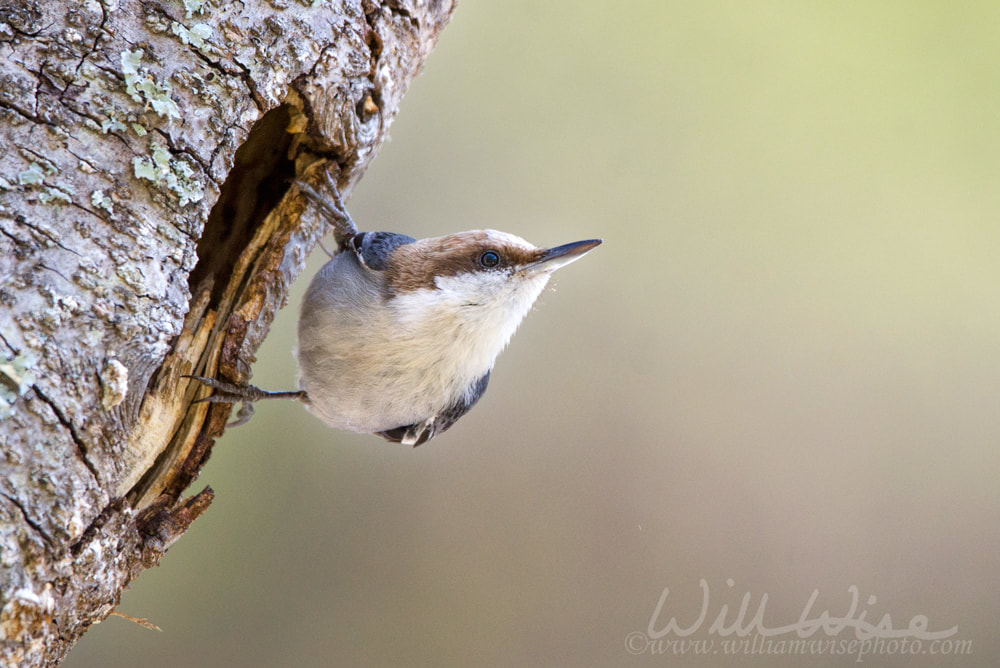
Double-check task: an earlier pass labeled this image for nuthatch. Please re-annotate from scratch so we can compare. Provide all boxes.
[190,171,601,446]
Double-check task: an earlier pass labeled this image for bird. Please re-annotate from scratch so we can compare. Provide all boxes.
[188,169,601,446]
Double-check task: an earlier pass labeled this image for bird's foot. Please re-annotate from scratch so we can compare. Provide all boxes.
[293,167,358,250]
[183,375,307,427]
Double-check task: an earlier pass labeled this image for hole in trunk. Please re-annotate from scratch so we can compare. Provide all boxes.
[188,104,296,304]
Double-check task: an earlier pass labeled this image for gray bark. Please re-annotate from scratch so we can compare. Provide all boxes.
[0,0,454,664]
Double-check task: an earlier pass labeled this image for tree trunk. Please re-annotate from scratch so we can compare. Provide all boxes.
[0,0,454,664]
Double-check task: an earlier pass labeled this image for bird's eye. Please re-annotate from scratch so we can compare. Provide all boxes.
[479,250,501,268]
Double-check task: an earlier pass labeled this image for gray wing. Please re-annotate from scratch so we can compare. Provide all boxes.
[378,371,491,447]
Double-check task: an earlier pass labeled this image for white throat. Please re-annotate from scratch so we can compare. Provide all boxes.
[391,270,551,401]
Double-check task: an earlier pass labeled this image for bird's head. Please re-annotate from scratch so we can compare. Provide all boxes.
[386,230,600,314]
[383,230,602,360]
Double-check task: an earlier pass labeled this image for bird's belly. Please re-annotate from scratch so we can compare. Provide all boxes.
[295,343,472,434]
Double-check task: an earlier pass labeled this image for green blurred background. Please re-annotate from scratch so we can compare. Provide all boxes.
[67,1,999,666]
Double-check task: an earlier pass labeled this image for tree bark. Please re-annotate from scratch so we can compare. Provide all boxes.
[0,0,454,664]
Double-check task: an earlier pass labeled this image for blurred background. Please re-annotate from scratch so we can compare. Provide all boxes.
[67,1,999,666]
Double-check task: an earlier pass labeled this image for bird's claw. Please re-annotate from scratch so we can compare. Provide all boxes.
[184,375,267,403]
[229,402,256,428]
[183,375,262,427]
[292,167,358,249]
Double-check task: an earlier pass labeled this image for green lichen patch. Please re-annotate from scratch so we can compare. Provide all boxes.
[16,164,73,205]
[17,163,46,186]
[182,0,208,18]
[171,22,213,49]
[0,352,38,420]
[100,112,128,134]
[37,187,72,205]
[91,190,114,214]
[133,141,205,207]
[120,50,181,120]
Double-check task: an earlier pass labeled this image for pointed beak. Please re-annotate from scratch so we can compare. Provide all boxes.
[526,238,603,274]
